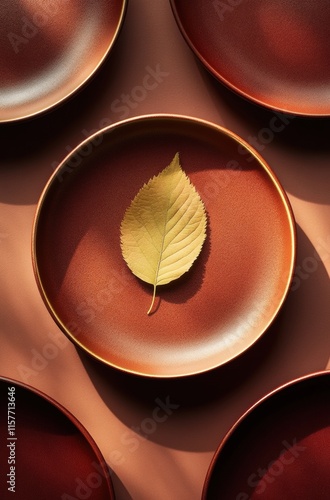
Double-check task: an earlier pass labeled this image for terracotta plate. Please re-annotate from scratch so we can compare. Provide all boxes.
[32,115,295,377]
[0,377,114,499]
[0,0,127,122]
[170,0,330,116]
[202,371,330,499]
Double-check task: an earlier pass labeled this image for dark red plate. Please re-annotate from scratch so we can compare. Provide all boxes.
[0,0,127,122]
[0,377,114,499]
[202,371,330,499]
[32,115,295,377]
[170,0,330,116]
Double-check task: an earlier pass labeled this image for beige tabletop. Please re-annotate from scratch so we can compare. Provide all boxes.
[0,1,329,499]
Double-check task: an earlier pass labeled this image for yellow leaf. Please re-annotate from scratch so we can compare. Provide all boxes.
[120,153,207,314]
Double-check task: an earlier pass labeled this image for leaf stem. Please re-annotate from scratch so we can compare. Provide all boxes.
[147,285,157,315]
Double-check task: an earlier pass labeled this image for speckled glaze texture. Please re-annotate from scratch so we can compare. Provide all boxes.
[33,115,295,377]
[0,0,126,121]
[0,378,114,499]
[202,371,330,499]
[170,0,330,116]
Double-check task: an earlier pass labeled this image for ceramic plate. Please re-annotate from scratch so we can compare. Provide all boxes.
[32,114,295,377]
[0,377,114,498]
[170,0,330,116]
[0,0,127,122]
[202,371,330,499]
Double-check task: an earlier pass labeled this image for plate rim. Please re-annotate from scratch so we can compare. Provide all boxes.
[202,369,330,499]
[32,113,297,378]
[0,0,128,123]
[169,0,330,117]
[0,375,115,498]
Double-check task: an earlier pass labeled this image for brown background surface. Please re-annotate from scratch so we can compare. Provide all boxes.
[0,1,329,498]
